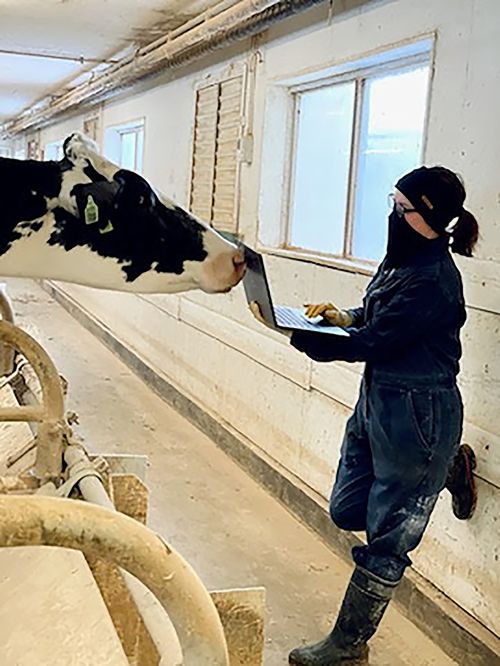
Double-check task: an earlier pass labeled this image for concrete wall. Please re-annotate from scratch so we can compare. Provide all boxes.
[37,0,499,637]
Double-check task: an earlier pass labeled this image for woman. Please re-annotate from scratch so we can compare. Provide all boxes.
[250,166,479,665]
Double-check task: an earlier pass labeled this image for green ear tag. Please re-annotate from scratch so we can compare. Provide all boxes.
[84,195,99,225]
[99,221,114,234]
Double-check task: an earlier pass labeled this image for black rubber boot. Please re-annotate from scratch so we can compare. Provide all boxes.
[446,444,477,520]
[288,566,399,665]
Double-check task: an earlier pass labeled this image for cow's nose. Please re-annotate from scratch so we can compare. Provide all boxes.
[232,250,247,280]
[233,249,246,268]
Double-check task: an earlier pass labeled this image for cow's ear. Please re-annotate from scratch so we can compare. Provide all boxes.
[113,169,155,209]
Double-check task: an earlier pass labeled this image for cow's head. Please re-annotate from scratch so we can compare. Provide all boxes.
[106,169,246,293]
[43,133,247,294]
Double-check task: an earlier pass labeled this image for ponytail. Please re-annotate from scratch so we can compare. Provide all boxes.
[450,209,479,257]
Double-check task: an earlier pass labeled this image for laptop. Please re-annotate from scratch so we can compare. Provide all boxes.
[242,247,349,336]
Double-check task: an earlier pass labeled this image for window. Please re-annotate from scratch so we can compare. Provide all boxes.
[280,43,432,264]
[289,64,430,262]
[12,137,26,160]
[44,140,64,161]
[189,69,246,233]
[289,82,355,256]
[104,120,144,173]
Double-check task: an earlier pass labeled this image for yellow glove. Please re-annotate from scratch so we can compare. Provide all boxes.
[304,302,353,328]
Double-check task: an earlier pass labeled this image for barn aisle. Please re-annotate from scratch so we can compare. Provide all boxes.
[5,277,456,665]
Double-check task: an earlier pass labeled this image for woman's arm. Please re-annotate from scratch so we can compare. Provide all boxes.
[346,306,365,328]
[304,302,365,328]
[291,275,446,363]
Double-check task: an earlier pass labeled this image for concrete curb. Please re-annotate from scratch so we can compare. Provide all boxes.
[41,280,500,666]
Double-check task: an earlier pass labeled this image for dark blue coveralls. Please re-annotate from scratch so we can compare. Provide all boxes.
[291,240,465,583]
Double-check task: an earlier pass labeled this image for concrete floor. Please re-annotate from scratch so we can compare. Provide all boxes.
[5,278,458,665]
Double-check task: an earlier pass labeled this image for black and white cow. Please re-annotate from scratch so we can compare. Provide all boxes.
[0,133,246,293]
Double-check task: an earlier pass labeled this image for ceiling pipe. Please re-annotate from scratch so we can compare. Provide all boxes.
[0,47,119,65]
[141,0,251,50]
[1,0,327,138]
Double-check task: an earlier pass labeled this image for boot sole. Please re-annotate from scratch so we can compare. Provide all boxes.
[289,658,368,665]
[289,651,369,665]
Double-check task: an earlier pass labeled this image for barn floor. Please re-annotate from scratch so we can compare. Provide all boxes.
[5,278,457,665]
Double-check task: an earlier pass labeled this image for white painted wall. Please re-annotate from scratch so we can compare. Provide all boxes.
[0,140,12,157]
[38,0,499,637]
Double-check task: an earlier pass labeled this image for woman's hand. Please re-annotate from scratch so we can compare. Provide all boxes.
[249,301,272,327]
[304,302,353,327]
[249,302,292,337]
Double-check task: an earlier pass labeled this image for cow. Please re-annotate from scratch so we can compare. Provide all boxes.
[0,133,246,294]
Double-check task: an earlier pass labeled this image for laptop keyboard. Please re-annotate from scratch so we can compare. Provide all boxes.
[274,305,314,328]
[274,305,349,336]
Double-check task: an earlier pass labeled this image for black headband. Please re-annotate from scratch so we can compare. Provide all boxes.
[395,166,464,233]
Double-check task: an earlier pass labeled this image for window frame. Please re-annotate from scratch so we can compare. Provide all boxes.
[284,52,432,266]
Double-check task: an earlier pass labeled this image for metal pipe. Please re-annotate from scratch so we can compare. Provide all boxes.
[0,288,15,376]
[0,322,64,422]
[0,405,44,422]
[64,446,182,664]
[140,0,245,55]
[157,0,327,69]
[2,0,327,136]
[0,495,229,666]
[0,47,119,65]
[141,0,280,62]
[0,321,66,479]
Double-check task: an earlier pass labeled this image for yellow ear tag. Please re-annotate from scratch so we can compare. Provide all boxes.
[84,195,99,225]
[99,221,114,234]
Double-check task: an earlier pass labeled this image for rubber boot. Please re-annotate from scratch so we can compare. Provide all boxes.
[446,444,477,520]
[288,566,400,665]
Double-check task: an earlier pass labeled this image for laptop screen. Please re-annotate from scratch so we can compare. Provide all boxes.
[242,247,277,327]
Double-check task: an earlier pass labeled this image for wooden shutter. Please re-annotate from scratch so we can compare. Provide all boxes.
[83,116,99,142]
[190,72,245,233]
[190,84,219,222]
[212,75,243,231]
[27,137,41,160]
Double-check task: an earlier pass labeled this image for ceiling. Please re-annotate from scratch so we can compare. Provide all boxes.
[0,0,229,124]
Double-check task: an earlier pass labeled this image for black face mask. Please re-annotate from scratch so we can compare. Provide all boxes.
[385,208,438,268]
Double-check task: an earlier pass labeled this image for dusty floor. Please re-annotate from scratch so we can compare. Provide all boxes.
[5,278,458,665]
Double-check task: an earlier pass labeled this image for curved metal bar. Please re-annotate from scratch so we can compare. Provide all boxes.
[0,495,229,665]
[0,321,66,478]
[0,289,15,376]
[64,444,183,662]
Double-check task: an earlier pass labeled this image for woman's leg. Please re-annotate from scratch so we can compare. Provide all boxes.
[290,385,377,665]
[354,384,463,582]
[289,384,463,665]
[329,386,374,532]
